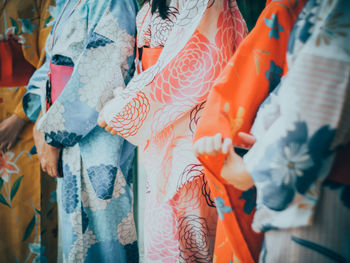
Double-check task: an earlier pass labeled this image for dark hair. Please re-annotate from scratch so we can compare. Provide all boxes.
[145,0,170,19]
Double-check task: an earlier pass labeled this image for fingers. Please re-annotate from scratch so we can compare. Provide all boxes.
[193,133,226,156]
[105,125,112,132]
[37,146,61,178]
[97,115,107,127]
[41,160,59,178]
[7,142,14,151]
[0,142,7,152]
[213,133,222,152]
[49,166,59,178]
[238,132,256,148]
[97,115,119,136]
[221,138,233,155]
[193,138,204,156]
[7,137,18,151]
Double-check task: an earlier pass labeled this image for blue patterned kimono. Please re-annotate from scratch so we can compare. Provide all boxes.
[23,0,139,262]
[243,0,350,262]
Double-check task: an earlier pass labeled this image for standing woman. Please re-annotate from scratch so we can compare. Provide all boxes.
[99,0,247,261]
[194,0,350,261]
[0,0,58,262]
[23,0,139,262]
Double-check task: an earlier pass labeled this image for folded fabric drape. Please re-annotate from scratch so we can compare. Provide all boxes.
[0,39,35,87]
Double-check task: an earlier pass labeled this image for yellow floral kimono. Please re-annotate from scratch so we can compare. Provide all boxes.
[0,0,58,262]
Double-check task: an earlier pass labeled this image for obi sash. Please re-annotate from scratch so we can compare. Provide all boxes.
[46,55,73,109]
[141,47,162,71]
[0,39,35,87]
[136,5,163,72]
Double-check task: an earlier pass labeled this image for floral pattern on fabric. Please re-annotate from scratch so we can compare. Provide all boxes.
[0,1,58,262]
[193,0,307,262]
[24,0,139,262]
[243,0,350,236]
[100,1,247,261]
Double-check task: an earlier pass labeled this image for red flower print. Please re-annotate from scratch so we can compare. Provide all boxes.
[110,91,150,138]
[0,152,19,182]
[145,201,179,263]
[215,2,236,62]
[150,31,222,105]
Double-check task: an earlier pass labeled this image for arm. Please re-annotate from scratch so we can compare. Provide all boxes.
[23,56,51,122]
[243,50,350,231]
[33,111,61,178]
[193,132,256,190]
[245,49,349,201]
[37,0,137,147]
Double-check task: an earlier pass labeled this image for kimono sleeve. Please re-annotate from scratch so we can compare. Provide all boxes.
[36,0,137,148]
[22,0,64,122]
[243,50,350,232]
[23,55,50,122]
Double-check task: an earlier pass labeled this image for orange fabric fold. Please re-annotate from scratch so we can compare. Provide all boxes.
[194,0,307,262]
[142,47,163,71]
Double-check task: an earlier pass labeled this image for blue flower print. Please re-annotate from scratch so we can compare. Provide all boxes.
[264,14,284,39]
[252,122,336,211]
[214,196,232,220]
[296,125,335,194]
[269,141,313,186]
[87,32,113,49]
[52,55,74,66]
[19,18,38,34]
[62,165,79,214]
[288,0,320,53]
[239,188,257,215]
[265,60,283,92]
[87,165,118,200]
[262,180,295,211]
[46,131,83,147]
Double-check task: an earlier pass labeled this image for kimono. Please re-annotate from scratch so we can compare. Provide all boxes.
[241,0,350,261]
[23,0,139,262]
[100,0,247,262]
[0,1,58,262]
[193,0,307,262]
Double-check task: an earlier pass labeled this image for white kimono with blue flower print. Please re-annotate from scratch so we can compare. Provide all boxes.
[244,0,350,261]
[23,0,139,262]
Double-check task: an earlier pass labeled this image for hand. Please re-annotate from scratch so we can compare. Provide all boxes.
[33,120,61,178]
[0,114,27,152]
[97,114,118,135]
[97,91,126,135]
[237,132,256,149]
[193,133,254,190]
[193,133,233,156]
[221,144,254,191]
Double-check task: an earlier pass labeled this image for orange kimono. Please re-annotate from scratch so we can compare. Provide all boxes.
[194,0,307,262]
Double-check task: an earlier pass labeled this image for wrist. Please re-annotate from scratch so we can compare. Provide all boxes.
[11,114,27,130]
[221,153,254,191]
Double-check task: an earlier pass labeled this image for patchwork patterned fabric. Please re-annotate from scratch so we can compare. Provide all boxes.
[24,0,139,261]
